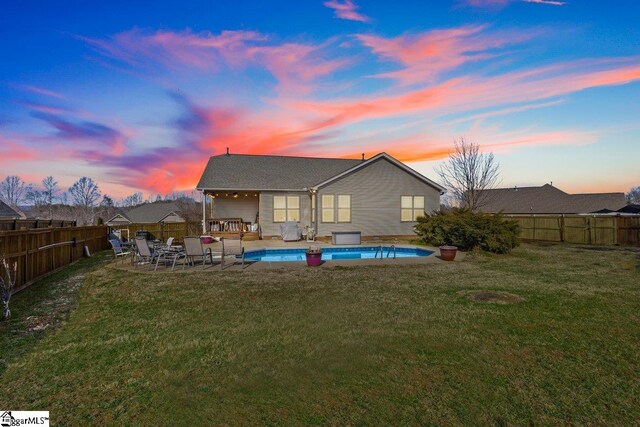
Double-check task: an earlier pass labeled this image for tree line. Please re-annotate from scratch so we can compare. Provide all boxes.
[0,175,198,225]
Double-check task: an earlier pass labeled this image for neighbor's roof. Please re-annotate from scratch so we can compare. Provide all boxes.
[477,184,627,214]
[617,204,640,214]
[112,201,184,224]
[197,154,364,191]
[196,152,444,192]
[0,198,24,219]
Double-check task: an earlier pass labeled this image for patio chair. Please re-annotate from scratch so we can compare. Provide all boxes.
[221,237,245,270]
[109,239,130,263]
[183,237,214,269]
[134,237,158,270]
[154,244,185,271]
[280,221,302,242]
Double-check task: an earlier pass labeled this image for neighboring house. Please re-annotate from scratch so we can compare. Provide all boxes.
[478,184,626,214]
[593,204,640,215]
[0,198,25,219]
[106,201,185,226]
[196,152,444,239]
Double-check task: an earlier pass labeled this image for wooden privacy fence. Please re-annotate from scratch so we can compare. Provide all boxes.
[0,225,110,293]
[0,219,77,231]
[506,215,640,246]
[109,222,202,243]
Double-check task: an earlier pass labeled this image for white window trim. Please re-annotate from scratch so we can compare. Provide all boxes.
[273,195,301,223]
[321,194,335,223]
[321,194,352,223]
[337,194,351,223]
[401,195,425,222]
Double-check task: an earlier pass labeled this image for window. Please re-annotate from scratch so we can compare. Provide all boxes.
[322,194,351,223]
[273,195,300,222]
[401,196,425,221]
[321,194,334,223]
[311,194,316,223]
[337,195,351,222]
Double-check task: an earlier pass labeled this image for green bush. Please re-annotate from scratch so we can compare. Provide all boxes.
[414,209,520,254]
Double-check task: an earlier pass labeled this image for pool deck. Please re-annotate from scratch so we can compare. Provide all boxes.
[111,239,464,273]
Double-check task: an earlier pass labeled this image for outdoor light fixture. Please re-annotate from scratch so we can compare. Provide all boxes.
[233,192,239,198]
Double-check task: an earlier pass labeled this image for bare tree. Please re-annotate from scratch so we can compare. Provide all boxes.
[68,177,101,225]
[25,187,47,213]
[99,195,117,223]
[42,176,60,218]
[121,192,143,207]
[69,177,101,207]
[1,256,17,319]
[626,186,640,204]
[0,176,30,207]
[436,138,500,212]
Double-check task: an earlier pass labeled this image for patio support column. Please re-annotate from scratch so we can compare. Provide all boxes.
[201,191,207,234]
[310,189,318,236]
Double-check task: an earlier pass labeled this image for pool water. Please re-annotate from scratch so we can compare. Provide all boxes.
[244,246,434,262]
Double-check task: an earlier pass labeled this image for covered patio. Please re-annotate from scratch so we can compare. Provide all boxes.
[201,190,263,241]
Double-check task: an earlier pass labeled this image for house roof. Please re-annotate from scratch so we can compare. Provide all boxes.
[108,201,184,224]
[478,184,627,214]
[617,204,640,214]
[197,154,363,191]
[197,152,444,192]
[0,198,24,219]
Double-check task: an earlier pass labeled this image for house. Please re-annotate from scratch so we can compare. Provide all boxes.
[477,184,626,214]
[196,152,444,239]
[593,204,640,215]
[0,198,25,219]
[106,201,186,226]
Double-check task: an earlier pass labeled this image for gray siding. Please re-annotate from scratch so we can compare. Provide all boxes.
[212,196,259,223]
[259,191,311,237]
[317,157,440,237]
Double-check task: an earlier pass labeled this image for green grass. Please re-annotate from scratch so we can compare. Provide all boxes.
[1,244,639,425]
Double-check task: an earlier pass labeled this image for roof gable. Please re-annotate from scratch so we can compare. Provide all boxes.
[122,201,185,223]
[0,198,24,219]
[312,153,445,192]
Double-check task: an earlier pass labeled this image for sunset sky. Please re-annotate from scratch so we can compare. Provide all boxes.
[1,0,638,198]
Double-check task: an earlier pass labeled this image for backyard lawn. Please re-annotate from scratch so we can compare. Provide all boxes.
[1,244,639,425]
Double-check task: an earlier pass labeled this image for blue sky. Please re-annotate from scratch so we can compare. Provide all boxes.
[0,0,638,197]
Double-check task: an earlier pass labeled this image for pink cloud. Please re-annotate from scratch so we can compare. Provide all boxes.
[283,58,640,130]
[465,0,565,6]
[12,84,66,99]
[523,0,565,5]
[357,25,537,85]
[80,29,347,93]
[0,137,38,165]
[323,0,370,22]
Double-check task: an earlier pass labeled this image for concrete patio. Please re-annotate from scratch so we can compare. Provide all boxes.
[110,239,464,273]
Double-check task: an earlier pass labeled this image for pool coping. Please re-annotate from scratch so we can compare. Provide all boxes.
[238,244,459,269]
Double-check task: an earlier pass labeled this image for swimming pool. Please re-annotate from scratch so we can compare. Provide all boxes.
[244,246,434,262]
